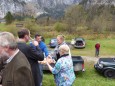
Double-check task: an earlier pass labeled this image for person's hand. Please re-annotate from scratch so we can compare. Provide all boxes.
[33,41,38,46]
[38,58,47,64]
[46,58,56,64]
[47,55,52,59]
[38,61,46,64]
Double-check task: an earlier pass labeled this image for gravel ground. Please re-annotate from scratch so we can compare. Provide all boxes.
[82,56,115,63]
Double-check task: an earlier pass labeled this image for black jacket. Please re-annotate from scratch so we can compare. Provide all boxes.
[17,42,44,86]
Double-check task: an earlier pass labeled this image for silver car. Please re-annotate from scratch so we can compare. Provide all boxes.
[49,38,58,48]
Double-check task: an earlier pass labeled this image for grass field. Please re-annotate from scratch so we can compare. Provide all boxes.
[1,23,115,86]
[71,39,115,56]
[43,39,115,86]
[43,59,115,86]
[47,38,115,56]
[0,23,7,31]
[43,62,115,86]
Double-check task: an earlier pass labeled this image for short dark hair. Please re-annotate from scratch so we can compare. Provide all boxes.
[18,28,29,38]
[34,34,45,42]
[34,34,41,39]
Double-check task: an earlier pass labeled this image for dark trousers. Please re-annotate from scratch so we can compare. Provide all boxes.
[95,49,99,57]
[39,64,43,86]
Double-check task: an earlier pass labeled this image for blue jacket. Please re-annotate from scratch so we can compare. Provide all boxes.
[30,41,49,57]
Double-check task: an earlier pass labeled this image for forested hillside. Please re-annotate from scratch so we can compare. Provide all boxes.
[0,0,115,39]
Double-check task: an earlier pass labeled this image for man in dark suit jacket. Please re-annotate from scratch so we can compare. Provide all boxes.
[17,29,44,86]
[0,32,34,86]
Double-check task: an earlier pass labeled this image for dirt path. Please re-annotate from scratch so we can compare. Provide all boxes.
[82,56,115,63]
[82,56,98,64]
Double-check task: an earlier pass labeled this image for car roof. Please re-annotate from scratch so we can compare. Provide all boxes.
[50,38,57,41]
[51,38,56,40]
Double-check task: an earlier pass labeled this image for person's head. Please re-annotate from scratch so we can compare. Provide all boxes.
[59,45,69,56]
[57,35,65,45]
[0,32,17,61]
[34,34,42,43]
[18,28,30,42]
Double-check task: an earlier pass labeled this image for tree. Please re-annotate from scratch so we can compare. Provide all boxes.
[64,5,87,33]
[4,11,14,24]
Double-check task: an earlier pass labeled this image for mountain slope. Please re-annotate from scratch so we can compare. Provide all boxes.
[0,0,82,18]
[0,0,115,18]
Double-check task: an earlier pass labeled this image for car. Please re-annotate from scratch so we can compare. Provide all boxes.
[71,37,86,48]
[49,38,58,48]
[94,58,115,78]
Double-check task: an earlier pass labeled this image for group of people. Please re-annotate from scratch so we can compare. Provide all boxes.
[0,28,76,86]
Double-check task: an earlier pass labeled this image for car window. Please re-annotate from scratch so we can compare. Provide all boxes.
[51,39,57,42]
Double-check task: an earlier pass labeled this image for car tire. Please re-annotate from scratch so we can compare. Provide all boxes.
[104,69,115,78]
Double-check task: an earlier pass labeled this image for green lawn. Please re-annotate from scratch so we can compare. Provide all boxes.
[1,23,115,86]
[43,62,115,86]
[0,23,7,31]
[43,39,115,86]
[71,39,115,56]
[47,38,115,56]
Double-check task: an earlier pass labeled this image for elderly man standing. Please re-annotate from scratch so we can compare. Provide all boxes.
[0,32,34,86]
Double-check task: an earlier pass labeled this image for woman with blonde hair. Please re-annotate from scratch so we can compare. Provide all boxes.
[46,45,75,86]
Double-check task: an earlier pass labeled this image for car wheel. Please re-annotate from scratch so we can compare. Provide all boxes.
[104,69,115,78]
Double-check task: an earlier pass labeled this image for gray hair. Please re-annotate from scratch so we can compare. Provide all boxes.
[0,32,17,49]
[59,45,69,54]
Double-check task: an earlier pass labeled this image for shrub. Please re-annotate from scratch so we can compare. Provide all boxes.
[24,18,41,36]
[3,24,18,36]
[54,22,67,32]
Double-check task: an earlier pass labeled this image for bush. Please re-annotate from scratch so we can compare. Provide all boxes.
[24,18,41,37]
[3,24,18,36]
[54,22,67,32]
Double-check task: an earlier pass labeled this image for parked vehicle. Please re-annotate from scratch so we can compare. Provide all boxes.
[43,54,85,72]
[49,38,58,48]
[94,58,115,78]
[71,37,86,48]
[72,56,85,71]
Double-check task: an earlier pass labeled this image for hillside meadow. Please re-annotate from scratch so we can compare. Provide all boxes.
[0,23,115,86]
[71,39,115,56]
[43,39,115,86]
